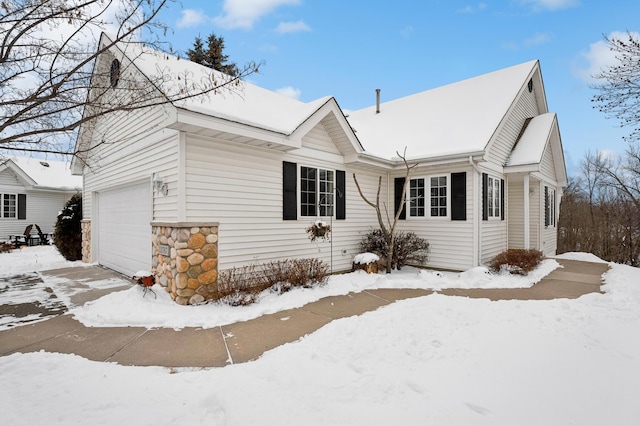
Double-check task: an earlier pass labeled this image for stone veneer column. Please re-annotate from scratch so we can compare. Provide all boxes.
[81,219,91,263]
[151,222,219,305]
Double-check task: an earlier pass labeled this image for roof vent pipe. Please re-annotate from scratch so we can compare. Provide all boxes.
[375,89,380,114]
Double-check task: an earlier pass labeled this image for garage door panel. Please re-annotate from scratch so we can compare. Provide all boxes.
[97,182,151,277]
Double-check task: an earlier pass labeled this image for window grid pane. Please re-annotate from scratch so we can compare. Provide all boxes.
[487,177,500,218]
[319,169,334,217]
[3,194,16,218]
[430,176,447,217]
[300,167,317,217]
[410,178,425,217]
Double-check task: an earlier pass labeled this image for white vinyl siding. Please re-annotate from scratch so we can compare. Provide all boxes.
[485,80,540,166]
[507,176,526,249]
[396,167,474,271]
[83,129,179,223]
[185,134,381,273]
[1,168,76,239]
[26,191,76,234]
[540,143,557,182]
[301,122,341,154]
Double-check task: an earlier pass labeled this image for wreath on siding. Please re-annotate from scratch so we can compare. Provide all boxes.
[306,220,331,242]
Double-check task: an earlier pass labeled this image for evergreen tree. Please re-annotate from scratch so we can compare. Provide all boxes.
[53,193,83,261]
[187,32,239,77]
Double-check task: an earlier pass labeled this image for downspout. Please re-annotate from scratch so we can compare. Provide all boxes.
[524,173,530,249]
[469,156,481,266]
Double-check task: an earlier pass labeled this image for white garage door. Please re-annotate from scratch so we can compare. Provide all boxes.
[97,181,151,277]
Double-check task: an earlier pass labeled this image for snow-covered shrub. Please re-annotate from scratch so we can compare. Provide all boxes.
[53,193,83,261]
[359,229,430,270]
[488,249,543,275]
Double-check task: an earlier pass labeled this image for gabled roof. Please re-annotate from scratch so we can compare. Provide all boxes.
[346,60,540,161]
[507,113,556,166]
[1,158,82,191]
[506,112,568,186]
[105,33,340,134]
[74,33,362,164]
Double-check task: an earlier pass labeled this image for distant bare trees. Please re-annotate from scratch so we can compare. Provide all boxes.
[567,31,640,265]
[558,151,640,266]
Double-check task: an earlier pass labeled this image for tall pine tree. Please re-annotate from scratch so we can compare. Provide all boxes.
[186,33,239,77]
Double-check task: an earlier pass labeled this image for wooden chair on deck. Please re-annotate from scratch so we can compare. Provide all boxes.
[34,224,49,245]
[12,224,33,248]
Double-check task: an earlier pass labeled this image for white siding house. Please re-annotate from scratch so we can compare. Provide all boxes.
[0,158,82,242]
[73,34,567,304]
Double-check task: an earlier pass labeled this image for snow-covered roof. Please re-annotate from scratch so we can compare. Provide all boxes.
[507,113,556,166]
[346,61,539,160]
[115,36,332,135]
[6,157,82,191]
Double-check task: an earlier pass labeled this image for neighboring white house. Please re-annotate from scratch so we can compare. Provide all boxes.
[0,157,82,241]
[72,34,567,304]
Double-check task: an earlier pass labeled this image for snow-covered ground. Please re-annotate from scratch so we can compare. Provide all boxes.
[1,246,639,425]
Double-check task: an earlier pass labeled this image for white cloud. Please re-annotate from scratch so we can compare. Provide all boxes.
[275,20,311,34]
[524,32,553,47]
[456,3,487,13]
[214,0,301,30]
[276,86,301,100]
[519,0,579,11]
[573,31,638,83]
[177,9,207,28]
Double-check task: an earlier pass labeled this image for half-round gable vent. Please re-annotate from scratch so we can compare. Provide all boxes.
[528,79,533,93]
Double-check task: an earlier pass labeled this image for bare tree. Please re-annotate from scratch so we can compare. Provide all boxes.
[559,151,640,266]
[591,31,640,144]
[1,0,260,158]
[353,149,417,273]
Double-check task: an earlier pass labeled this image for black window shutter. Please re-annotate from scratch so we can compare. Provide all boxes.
[482,173,488,221]
[18,194,27,220]
[500,179,505,221]
[394,177,406,220]
[336,170,346,220]
[283,161,297,220]
[544,186,549,227]
[451,172,466,221]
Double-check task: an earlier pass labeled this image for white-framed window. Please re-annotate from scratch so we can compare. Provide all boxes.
[408,175,448,218]
[545,186,556,227]
[2,194,16,218]
[300,166,334,217]
[429,175,448,217]
[487,176,501,219]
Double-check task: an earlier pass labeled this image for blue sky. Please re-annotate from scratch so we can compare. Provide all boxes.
[156,0,640,176]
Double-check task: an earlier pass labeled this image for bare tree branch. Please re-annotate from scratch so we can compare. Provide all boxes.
[0,0,261,159]
[591,31,640,143]
[353,147,417,273]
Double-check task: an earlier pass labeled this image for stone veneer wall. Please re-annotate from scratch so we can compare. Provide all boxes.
[81,220,91,263]
[151,222,219,305]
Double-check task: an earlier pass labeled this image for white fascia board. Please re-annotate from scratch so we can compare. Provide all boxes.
[504,163,540,174]
[409,152,485,168]
[173,108,301,149]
